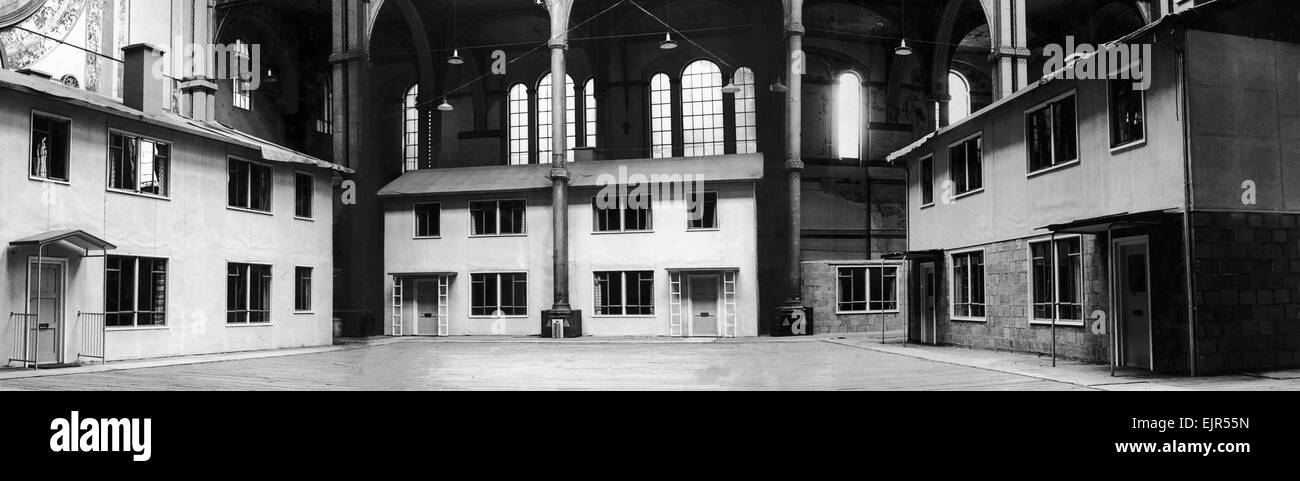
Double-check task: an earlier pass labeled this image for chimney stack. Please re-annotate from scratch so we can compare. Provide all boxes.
[122,43,167,115]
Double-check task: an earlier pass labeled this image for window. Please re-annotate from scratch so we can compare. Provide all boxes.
[228,158,272,212]
[836,72,862,159]
[837,266,899,313]
[403,84,420,172]
[414,202,440,238]
[594,271,655,315]
[470,200,526,236]
[1026,93,1078,173]
[105,256,167,328]
[1109,79,1145,148]
[952,251,986,319]
[232,39,252,110]
[30,112,70,182]
[508,83,531,165]
[294,172,313,219]
[650,73,673,158]
[681,60,724,157]
[295,267,312,312]
[108,131,170,196]
[593,189,652,233]
[537,73,576,163]
[949,135,983,196]
[471,273,527,316]
[920,155,934,206]
[1031,237,1084,324]
[227,263,271,324]
[733,67,757,154]
[688,191,718,230]
[948,71,972,123]
[317,84,332,134]
[583,78,597,148]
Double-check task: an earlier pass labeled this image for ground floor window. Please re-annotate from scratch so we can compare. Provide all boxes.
[471,273,527,316]
[295,267,313,312]
[228,263,272,324]
[594,271,655,315]
[837,265,899,313]
[105,256,167,327]
[952,251,986,319]
[1031,237,1084,324]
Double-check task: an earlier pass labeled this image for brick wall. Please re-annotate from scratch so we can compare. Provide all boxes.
[802,261,908,334]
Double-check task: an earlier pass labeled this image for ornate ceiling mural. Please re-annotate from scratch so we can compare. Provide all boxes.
[0,0,87,69]
[0,0,48,27]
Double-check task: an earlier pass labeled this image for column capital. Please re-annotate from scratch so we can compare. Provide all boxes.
[784,22,805,36]
[329,49,368,65]
[784,156,805,172]
[548,167,570,182]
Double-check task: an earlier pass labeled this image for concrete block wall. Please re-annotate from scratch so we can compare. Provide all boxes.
[802,261,907,335]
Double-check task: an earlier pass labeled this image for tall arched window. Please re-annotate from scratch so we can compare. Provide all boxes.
[584,78,597,148]
[836,71,862,159]
[537,73,576,162]
[403,84,419,172]
[733,67,757,154]
[948,71,972,123]
[232,39,252,110]
[507,83,531,165]
[649,73,673,158]
[681,60,724,157]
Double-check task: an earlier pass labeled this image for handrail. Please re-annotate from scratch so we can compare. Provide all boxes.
[77,312,107,363]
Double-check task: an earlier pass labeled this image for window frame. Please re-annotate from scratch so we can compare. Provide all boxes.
[29,110,72,184]
[919,154,935,208]
[294,266,313,313]
[1025,90,1080,176]
[680,59,726,158]
[835,264,901,315]
[293,171,314,220]
[413,202,442,239]
[592,190,654,234]
[226,262,273,326]
[232,39,253,111]
[105,128,172,199]
[950,248,987,322]
[649,72,674,159]
[583,78,597,148]
[507,83,532,165]
[226,156,274,214]
[1107,79,1147,151]
[687,191,720,231]
[948,70,972,123]
[732,67,758,155]
[836,71,864,160]
[537,72,577,163]
[469,272,529,318]
[402,84,420,172]
[316,84,333,135]
[104,255,170,330]
[592,270,656,317]
[948,132,984,199]
[468,199,528,237]
[1027,235,1086,327]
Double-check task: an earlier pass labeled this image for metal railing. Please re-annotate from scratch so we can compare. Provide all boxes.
[7,313,36,368]
[77,312,107,363]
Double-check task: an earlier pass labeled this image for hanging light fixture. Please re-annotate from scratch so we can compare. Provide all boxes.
[437,98,453,112]
[770,73,788,93]
[895,0,912,56]
[448,48,464,65]
[660,1,678,50]
[722,81,740,95]
[448,0,465,65]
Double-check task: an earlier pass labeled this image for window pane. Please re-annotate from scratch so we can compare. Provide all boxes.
[508,83,531,165]
[404,85,419,172]
[836,72,862,159]
[650,73,673,158]
[538,73,577,163]
[733,67,757,154]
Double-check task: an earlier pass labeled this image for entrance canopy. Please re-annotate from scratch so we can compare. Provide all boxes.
[1038,209,1182,235]
[10,230,117,257]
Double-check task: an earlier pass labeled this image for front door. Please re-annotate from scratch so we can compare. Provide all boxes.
[920,262,937,344]
[414,279,439,336]
[27,260,65,365]
[688,275,720,337]
[1118,240,1152,370]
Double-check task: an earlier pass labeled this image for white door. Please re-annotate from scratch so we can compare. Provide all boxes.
[920,262,937,344]
[688,274,720,337]
[1117,239,1153,370]
[27,260,65,365]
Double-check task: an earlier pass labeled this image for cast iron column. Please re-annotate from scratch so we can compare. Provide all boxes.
[547,0,574,314]
[780,0,808,330]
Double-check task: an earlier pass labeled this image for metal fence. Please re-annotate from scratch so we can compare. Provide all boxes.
[7,313,36,368]
[77,312,106,363]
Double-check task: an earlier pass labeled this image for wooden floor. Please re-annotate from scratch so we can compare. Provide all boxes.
[0,340,1096,391]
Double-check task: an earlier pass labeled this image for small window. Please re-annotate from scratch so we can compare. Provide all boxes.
[294,172,313,219]
[317,85,332,134]
[688,191,719,230]
[1109,80,1145,148]
[950,135,983,196]
[583,78,597,148]
[920,155,934,206]
[508,83,531,165]
[733,67,757,154]
[836,266,899,313]
[105,256,167,328]
[232,39,252,111]
[594,271,655,316]
[952,251,986,319]
[30,112,70,182]
[295,267,313,312]
[108,131,170,196]
[414,203,440,238]
[1026,93,1078,173]
[593,188,652,233]
[228,158,272,212]
[836,72,862,159]
[1031,238,1083,324]
[471,273,528,316]
[403,84,420,172]
[470,200,526,236]
[227,263,272,324]
[649,73,673,158]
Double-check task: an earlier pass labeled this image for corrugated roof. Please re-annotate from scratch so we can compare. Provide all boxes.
[378,154,765,197]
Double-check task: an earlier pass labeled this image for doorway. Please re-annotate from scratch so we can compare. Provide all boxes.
[687,274,720,337]
[1115,237,1153,370]
[410,276,449,336]
[26,258,66,365]
[919,262,937,344]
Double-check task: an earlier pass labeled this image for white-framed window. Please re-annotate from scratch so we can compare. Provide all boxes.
[403,84,420,172]
[1109,79,1145,149]
[681,60,724,157]
[294,267,313,312]
[948,71,972,123]
[836,71,863,159]
[593,189,652,233]
[227,263,271,324]
[232,39,252,110]
[1026,91,1079,174]
[227,157,272,212]
[470,272,527,317]
[105,256,167,328]
[1030,237,1084,325]
[837,265,899,313]
[508,83,531,165]
[649,73,673,158]
[414,202,440,238]
[470,199,527,236]
[294,172,313,219]
[108,130,170,197]
[949,133,983,196]
[537,73,576,163]
[583,78,597,148]
[919,154,934,207]
[30,111,71,182]
[733,67,757,154]
[594,271,655,316]
[687,191,719,230]
[952,250,986,320]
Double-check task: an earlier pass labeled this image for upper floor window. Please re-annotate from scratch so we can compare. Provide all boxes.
[316,84,332,134]
[228,157,272,212]
[232,39,252,110]
[688,191,719,230]
[593,189,652,233]
[584,78,597,148]
[537,73,576,163]
[470,199,527,236]
[681,60,724,157]
[836,71,862,159]
[1026,92,1078,173]
[403,84,420,172]
[733,67,757,154]
[414,202,440,238]
[949,71,971,123]
[30,112,70,182]
[950,134,983,196]
[920,155,934,206]
[109,131,170,197]
[294,172,313,219]
[650,73,673,158]
[1109,80,1145,148]
[508,83,531,165]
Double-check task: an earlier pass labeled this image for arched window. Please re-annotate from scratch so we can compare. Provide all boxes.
[317,80,332,134]
[584,79,597,148]
[403,84,419,172]
[537,73,576,162]
[681,60,724,157]
[836,71,862,159]
[948,71,972,123]
[232,39,252,110]
[507,83,531,165]
[649,73,673,158]
[733,67,757,154]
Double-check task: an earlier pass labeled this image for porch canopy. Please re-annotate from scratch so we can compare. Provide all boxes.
[10,229,117,257]
[1038,209,1182,235]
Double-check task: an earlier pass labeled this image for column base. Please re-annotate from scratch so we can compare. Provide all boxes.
[541,309,583,339]
[775,302,814,337]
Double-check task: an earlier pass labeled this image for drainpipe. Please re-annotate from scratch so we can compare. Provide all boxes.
[1051,232,1057,368]
[1108,224,1116,377]
[546,1,574,315]
[1177,46,1198,377]
[782,0,806,315]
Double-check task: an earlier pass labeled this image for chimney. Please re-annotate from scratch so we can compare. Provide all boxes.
[122,43,167,115]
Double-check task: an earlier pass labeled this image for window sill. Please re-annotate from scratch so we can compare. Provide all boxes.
[592,230,655,235]
[469,315,529,320]
[951,189,984,202]
[591,315,658,319]
[469,233,528,239]
[29,176,71,186]
[295,216,315,222]
[1027,160,1080,179]
[836,310,902,316]
[686,228,720,232]
[1029,320,1086,327]
[950,316,987,323]
[919,203,936,210]
[1109,139,1147,154]
[227,323,274,328]
[294,311,315,315]
[227,206,274,216]
[106,326,170,332]
[108,188,170,201]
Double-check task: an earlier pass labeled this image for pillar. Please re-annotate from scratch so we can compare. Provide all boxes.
[544,0,575,318]
[778,0,809,334]
[990,0,1030,100]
